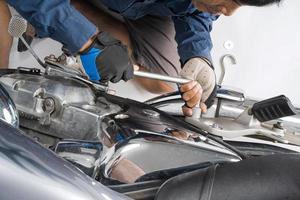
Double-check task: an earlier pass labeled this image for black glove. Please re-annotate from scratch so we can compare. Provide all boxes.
[79,32,133,83]
[96,44,133,83]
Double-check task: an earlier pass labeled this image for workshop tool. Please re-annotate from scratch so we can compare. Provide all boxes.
[8,15,202,118]
[133,70,202,118]
[133,70,190,84]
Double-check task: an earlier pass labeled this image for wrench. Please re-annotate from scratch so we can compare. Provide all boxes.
[133,70,202,118]
[133,70,190,84]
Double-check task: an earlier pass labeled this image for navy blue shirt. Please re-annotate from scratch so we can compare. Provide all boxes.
[7,0,217,63]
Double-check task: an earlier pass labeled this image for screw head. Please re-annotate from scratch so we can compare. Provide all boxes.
[43,98,55,112]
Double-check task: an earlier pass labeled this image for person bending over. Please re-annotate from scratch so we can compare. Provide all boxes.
[7,0,282,116]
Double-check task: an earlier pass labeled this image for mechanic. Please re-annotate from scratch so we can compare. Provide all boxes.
[6,0,282,116]
[0,1,12,69]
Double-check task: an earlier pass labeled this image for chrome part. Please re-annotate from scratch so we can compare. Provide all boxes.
[44,60,110,92]
[145,93,184,116]
[0,71,121,141]
[0,67,241,184]
[145,91,181,105]
[0,84,19,127]
[134,71,190,84]
[95,98,241,183]
[54,140,103,177]
[219,54,237,85]
[43,97,55,113]
[142,109,160,118]
[3,17,300,200]
[8,15,47,68]
[0,120,130,200]
[186,108,290,144]
[8,15,26,38]
[115,114,130,119]
[217,86,245,102]
[146,87,245,104]
[147,91,300,150]
[145,87,245,116]
[45,57,83,77]
[100,131,241,183]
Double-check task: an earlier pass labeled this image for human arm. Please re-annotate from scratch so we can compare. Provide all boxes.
[79,32,133,82]
[172,11,217,116]
[6,0,97,54]
[6,0,133,82]
[173,10,217,64]
[180,58,216,116]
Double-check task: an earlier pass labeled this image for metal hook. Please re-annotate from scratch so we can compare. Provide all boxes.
[218,54,237,85]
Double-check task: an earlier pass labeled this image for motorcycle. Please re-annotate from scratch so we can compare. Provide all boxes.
[1,16,300,200]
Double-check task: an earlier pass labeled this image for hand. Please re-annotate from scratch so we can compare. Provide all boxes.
[180,58,216,116]
[79,33,133,83]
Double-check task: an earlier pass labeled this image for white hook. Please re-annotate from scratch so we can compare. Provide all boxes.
[218,54,237,85]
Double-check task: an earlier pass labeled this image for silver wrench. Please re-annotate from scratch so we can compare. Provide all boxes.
[133,70,202,118]
[133,70,190,84]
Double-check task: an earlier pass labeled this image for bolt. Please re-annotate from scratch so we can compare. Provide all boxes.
[212,123,219,129]
[143,109,160,118]
[43,98,55,112]
[273,121,283,129]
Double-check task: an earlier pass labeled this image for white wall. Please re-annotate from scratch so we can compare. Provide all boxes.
[8,1,300,104]
[211,1,300,105]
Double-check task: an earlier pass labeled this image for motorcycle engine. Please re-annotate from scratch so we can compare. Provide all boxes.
[0,63,241,187]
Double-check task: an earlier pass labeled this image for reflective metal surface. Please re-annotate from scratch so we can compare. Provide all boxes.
[100,131,240,183]
[0,67,242,185]
[54,140,103,177]
[147,90,300,151]
[45,61,110,92]
[0,84,19,127]
[0,120,130,200]
[218,54,237,85]
[145,87,245,116]
[3,19,300,200]
[96,97,241,183]
[217,86,245,102]
[134,70,190,84]
[0,71,121,141]
[8,16,47,68]
[3,61,299,200]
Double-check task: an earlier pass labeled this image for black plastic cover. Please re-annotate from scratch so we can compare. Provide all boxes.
[251,95,297,122]
[156,154,300,200]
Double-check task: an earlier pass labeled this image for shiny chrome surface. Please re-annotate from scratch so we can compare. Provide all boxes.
[0,67,242,185]
[0,120,130,200]
[145,87,245,116]
[217,86,245,102]
[45,61,110,92]
[0,71,121,141]
[134,71,190,84]
[147,91,300,151]
[54,140,103,177]
[218,54,237,85]
[3,20,299,199]
[100,131,240,183]
[9,16,47,68]
[0,84,19,127]
[144,92,184,116]
[97,97,242,183]
[7,15,27,38]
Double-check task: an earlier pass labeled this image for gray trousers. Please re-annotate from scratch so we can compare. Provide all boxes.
[87,0,181,77]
